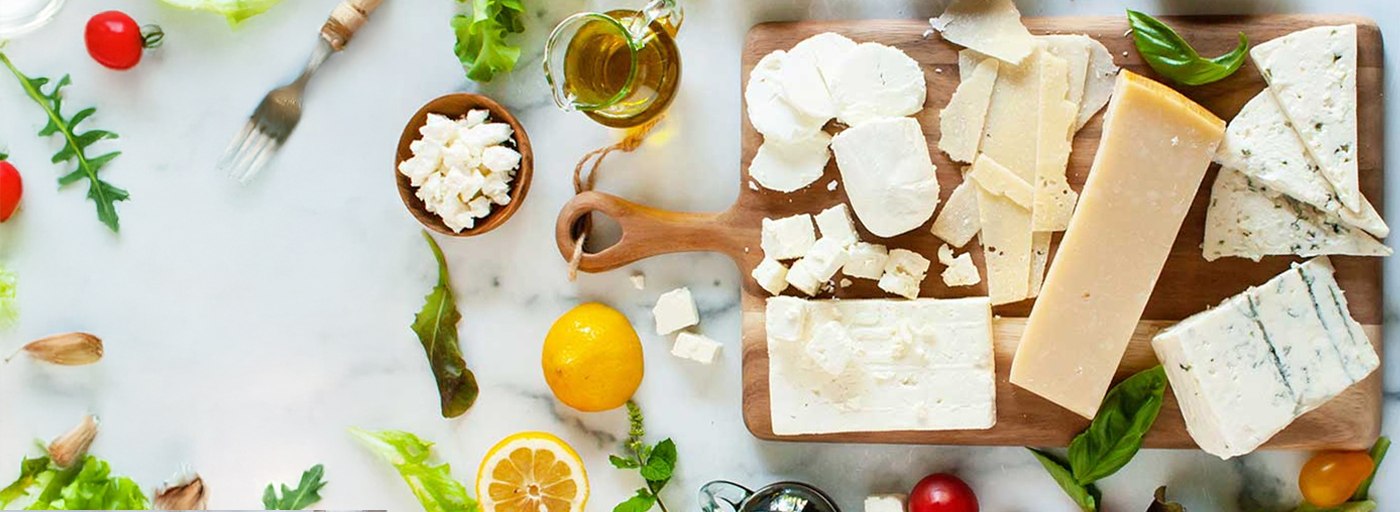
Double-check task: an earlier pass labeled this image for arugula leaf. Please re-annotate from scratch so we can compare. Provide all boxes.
[611,401,676,512]
[0,263,16,330]
[158,0,284,26]
[1030,449,1098,512]
[1,455,148,510]
[349,428,480,512]
[263,463,328,509]
[413,231,479,418]
[0,52,129,232]
[452,0,526,82]
[1148,486,1186,512]
[1352,436,1389,500]
[1068,365,1168,484]
[1127,10,1248,86]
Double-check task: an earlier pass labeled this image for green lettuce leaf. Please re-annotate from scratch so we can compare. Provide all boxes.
[349,428,479,512]
[0,263,16,329]
[1,455,148,510]
[159,0,284,25]
[452,0,526,82]
[413,231,478,418]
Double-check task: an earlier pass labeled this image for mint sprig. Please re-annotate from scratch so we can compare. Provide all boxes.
[610,400,677,512]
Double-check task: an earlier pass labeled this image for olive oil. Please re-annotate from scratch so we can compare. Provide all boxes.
[562,9,681,128]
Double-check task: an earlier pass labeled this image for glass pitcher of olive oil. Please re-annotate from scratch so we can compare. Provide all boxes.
[543,0,683,128]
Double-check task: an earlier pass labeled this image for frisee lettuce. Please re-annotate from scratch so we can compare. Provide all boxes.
[0,455,148,510]
[452,0,526,82]
[0,263,15,329]
[349,428,480,512]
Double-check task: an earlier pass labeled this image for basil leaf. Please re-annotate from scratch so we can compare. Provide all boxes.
[1068,365,1168,484]
[609,455,641,469]
[1148,486,1187,512]
[1127,10,1248,86]
[1029,449,1098,512]
[413,231,479,418]
[1351,436,1389,500]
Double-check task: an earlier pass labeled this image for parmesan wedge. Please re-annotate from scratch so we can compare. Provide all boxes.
[939,58,999,163]
[930,0,1036,65]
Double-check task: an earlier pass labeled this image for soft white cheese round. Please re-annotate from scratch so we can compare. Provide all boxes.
[748,130,831,192]
[830,117,940,238]
[788,32,858,86]
[829,43,927,126]
[746,50,826,142]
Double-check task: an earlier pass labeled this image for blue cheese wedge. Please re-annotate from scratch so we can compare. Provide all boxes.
[1252,25,1361,212]
[1203,167,1389,261]
[767,296,996,434]
[1152,257,1379,459]
[830,118,941,237]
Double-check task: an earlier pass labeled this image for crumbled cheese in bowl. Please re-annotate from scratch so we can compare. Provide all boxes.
[398,110,523,233]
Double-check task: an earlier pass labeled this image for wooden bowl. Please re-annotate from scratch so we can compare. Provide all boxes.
[395,93,534,237]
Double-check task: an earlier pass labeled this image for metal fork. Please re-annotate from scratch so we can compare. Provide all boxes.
[219,0,383,183]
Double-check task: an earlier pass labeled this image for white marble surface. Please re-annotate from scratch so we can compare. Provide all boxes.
[0,0,1396,510]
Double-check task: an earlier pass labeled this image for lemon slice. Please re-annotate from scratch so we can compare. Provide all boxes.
[476,432,589,512]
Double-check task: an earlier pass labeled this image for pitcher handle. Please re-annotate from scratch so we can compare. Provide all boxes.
[700,480,753,512]
[631,0,683,40]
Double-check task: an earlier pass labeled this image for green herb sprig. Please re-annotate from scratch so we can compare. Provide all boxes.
[610,400,678,512]
[1032,365,1168,512]
[413,231,479,417]
[452,0,526,82]
[263,463,328,510]
[1127,10,1249,86]
[0,51,129,232]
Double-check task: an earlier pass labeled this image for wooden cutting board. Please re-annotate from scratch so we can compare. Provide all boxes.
[555,15,1385,450]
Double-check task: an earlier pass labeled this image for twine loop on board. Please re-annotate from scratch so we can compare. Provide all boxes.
[566,115,665,281]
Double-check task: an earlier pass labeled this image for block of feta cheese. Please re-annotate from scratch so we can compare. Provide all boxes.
[877,249,931,299]
[751,259,790,296]
[842,242,889,280]
[864,494,908,512]
[767,296,996,434]
[828,43,927,126]
[938,244,981,287]
[761,214,816,260]
[1203,167,1389,262]
[814,204,859,246]
[672,332,722,364]
[831,118,941,238]
[930,0,1036,65]
[749,131,832,193]
[653,287,699,335]
[1152,257,1379,459]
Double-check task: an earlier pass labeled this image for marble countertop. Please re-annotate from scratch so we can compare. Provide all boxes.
[0,0,1395,510]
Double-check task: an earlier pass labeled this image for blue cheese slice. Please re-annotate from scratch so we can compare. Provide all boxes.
[1203,167,1389,261]
[1152,257,1379,459]
[1252,25,1361,212]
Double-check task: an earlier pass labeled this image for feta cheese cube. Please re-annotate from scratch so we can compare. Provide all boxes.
[463,109,490,128]
[653,287,699,335]
[938,244,981,287]
[864,494,907,512]
[420,113,457,144]
[804,321,853,375]
[793,238,849,281]
[761,214,817,260]
[877,273,921,299]
[461,123,514,150]
[814,203,859,245]
[884,248,931,278]
[630,274,646,290]
[842,242,889,279]
[751,258,790,296]
[672,332,722,364]
[481,145,523,174]
[785,261,824,296]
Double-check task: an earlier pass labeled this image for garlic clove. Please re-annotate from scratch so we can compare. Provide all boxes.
[12,332,104,365]
[48,414,98,468]
[154,470,207,510]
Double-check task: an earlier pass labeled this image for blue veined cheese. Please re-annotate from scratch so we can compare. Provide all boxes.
[1151,257,1379,459]
[1203,167,1389,261]
[766,297,995,434]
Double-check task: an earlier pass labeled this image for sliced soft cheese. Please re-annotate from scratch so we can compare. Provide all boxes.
[830,118,941,238]
[1032,53,1080,232]
[930,0,1036,65]
[789,32,858,92]
[938,244,981,287]
[1152,257,1378,459]
[1077,36,1119,131]
[930,174,981,248]
[767,297,996,434]
[968,153,1032,208]
[746,50,826,142]
[1252,25,1360,212]
[1215,89,1387,238]
[779,49,838,120]
[829,43,927,126]
[1203,167,1389,261]
[1010,71,1225,419]
[749,130,832,193]
[939,58,999,163]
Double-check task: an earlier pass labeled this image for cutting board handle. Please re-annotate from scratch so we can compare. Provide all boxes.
[556,191,744,273]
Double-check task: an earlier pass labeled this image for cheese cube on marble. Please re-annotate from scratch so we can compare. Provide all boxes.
[843,242,889,280]
[672,332,722,364]
[751,259,790,296]
[815,203,859,246]
[864,494,907,512]
[761,214,817,260]
[653,287,699,335]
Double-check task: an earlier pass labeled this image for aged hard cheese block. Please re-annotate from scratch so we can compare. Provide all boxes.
[929,0,1036,65]
[939,58,999,164]
[1204,167,1389,261]
[1152,257,1379,459]
[767,296,996,434]
[1009,71,1225,419]
[831,118,941,238]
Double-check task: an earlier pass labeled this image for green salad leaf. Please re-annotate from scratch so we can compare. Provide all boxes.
[1,455,148,510]
[263,463,328,510]
[452,0,526,82]
[349,428,480,512]
[1030,449,1098,512]
[159,0,284,26]
[0,263,16,329]
[1127,10,1248,86]
[414,231,479,418]
[0,52,129,232]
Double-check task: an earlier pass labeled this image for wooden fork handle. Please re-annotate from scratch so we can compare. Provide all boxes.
[556,191,746,274]
[321,0,383,51]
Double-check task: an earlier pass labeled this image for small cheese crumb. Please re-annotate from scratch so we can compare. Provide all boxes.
[839,278,853,288]
[653,288,699,335]
[878,249,931,299]
[751,259,790,296]
[672,332,722,364]
[938,244,982,287]
[827,180,839,191]
[842,242,889,280]
[865,494,908,512]
[749,181,759,191]
[630,273,646,290]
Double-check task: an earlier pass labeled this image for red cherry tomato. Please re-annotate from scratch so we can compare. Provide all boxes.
[910,473,978,512]
[85,11,163,70]
[0,159,21,222]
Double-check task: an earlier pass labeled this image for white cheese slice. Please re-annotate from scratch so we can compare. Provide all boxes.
[749,130,832,193]
[653,287,699,335]
[969,154,1032,209]
[672,332,722,364]
[930,0,1036,65]
[788,32,858,119]
[751,258,790,296]
[1076,36,1119,131]
[842,242,890,280]
[814,203,859,246]
[1252,25,1360,212]
[1215,90,1387,238]
[978,186,1031,306]
[1203,167,1389,261]
[768,297,996,434]
[829,43,927,126]
[930,175,981,248]
[760,214,816,260]
[779,49,838,121]
[1038,34,1092,111]
[1152,257,1379,459]
[746,50,827,142]
[1032,54,1080,232]
[938,58,999,163]
[938,244,981,287]
[830,118,941,238]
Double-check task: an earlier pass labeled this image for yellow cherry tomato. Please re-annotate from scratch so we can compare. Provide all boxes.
[1299,451,1373,507]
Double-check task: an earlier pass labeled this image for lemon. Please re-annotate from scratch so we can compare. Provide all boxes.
[542,303,644,412]
[477,432,588,512]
